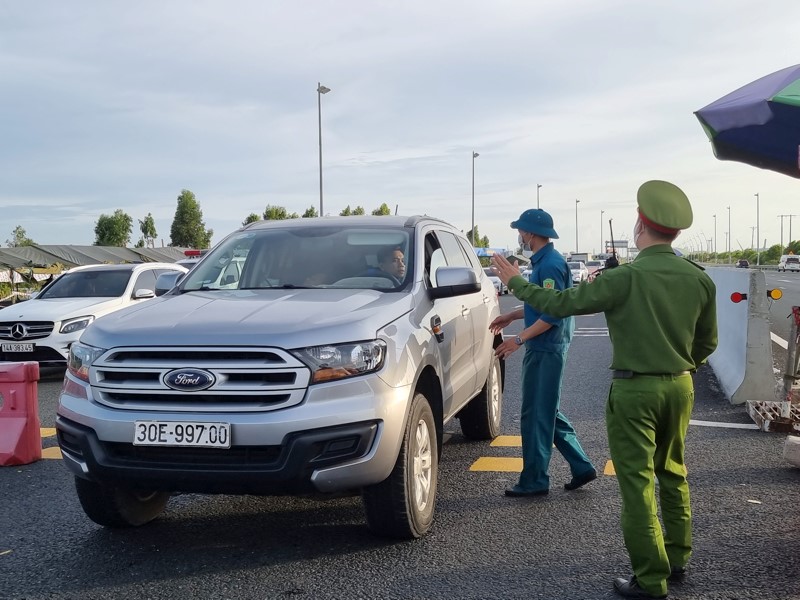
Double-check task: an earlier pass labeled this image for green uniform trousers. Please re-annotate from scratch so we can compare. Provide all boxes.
[606,373,694,597]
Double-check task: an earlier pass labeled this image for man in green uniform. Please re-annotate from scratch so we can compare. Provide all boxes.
[491,181,717,599]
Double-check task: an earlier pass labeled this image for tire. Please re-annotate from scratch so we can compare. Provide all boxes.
[458,353,502,440]
[75,477,170,528]
[362,392,438,539]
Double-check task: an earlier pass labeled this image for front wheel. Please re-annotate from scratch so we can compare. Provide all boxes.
[75,477,170,527]
[362,392,438,539]
[458,353,502,440]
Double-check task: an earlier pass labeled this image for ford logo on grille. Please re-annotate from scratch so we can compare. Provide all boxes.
[164,368,215,392]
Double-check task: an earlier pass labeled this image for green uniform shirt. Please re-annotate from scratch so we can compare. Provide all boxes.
[507,244,718,373]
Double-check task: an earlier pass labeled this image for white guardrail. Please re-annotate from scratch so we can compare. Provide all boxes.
[705,267,778,405]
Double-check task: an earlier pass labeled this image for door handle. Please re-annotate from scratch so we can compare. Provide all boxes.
[461,307,470,317]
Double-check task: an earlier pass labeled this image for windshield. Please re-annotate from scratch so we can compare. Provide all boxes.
[567,262,581,269]
[179,225,413,292]
[483,268,497,277]
[786,257,799,264]
[586,261,601,267]
[38,269,132,298]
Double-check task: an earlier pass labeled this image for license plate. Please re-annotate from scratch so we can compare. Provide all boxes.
[1,343,34,352]
[133,421,231,448]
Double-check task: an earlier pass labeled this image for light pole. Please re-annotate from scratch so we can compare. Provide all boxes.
[755,192,760,265]
[471,151,479,245]
[575,199,580,253]
[727,205,731,263]
[317,83,331,217]
[536,184,542,209]
[713,214,717,262]
[600,209,605,255]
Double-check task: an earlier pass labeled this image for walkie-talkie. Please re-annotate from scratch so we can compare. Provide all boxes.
[605,219,619,269]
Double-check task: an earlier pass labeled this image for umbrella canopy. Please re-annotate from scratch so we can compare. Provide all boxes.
[695,64,800,179]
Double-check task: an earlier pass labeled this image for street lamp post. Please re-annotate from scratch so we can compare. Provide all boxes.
[317,83,331,217]
[575,199,580,253]
[713,214,717,262]
[536,184,542,209]
[600,209,605,255]
[471,151,479,245]
[727,206,731,264]
[755,192,760,265]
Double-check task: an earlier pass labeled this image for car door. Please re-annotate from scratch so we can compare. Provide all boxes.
[426,230,479,415]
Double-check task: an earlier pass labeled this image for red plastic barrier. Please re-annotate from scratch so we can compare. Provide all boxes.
[0,362,42,466]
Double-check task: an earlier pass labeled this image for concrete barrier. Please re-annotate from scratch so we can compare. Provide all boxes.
[705,267,777,405]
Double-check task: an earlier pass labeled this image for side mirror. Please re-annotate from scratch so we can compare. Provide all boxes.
[155,272,183,297]
[428,266,481,299]
[132,289,156,300]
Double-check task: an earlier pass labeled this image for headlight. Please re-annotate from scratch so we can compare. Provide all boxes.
[60,316,94,334]
[67,342,106,382]
[291,340,387,384]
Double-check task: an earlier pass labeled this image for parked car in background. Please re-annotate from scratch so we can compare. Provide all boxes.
[483,267,508,295]
[568,261,589,284]
[0,262,187,367]
[778,254,800,272]
[736,259,750,268]
[56,215,504,539]
[585,260,604,275]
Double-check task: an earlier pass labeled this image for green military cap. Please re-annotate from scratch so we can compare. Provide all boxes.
[636,180,693,234]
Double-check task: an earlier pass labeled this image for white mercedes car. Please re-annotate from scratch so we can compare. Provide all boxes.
[0,262,187,367]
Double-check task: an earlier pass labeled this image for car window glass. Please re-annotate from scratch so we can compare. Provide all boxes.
[38,269,132,298]
[456,236,483,270]
[132,270,157,293]
[424,232,445,288]
[438,232,470,268]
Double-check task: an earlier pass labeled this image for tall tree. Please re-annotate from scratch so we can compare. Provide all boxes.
[94,209,133,246]
[302,206,318,218]
[242,213,261,226]
[170,189,213,248]
[340,205,353,216]
[138,213,157,248]
[263,205,299,220]
[371,203,391,216]
[466,226,489,247]
[353,206,366,215]
[6,225,34,247]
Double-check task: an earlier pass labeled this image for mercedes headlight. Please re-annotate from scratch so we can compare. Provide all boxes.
[60,316,94,334]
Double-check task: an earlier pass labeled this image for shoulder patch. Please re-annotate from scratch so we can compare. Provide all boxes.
[543,278,555,289]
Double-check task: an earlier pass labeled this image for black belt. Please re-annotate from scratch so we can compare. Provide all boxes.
[612,370,691,379]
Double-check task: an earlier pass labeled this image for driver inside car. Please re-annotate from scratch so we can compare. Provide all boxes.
[362,246,406,285]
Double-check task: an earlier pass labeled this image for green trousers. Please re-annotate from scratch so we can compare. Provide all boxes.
[606,374,694,597]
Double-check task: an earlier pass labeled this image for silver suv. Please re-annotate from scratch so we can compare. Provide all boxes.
[57,216,504,538]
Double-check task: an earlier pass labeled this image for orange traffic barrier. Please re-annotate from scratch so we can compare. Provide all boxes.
[0,362,42,466]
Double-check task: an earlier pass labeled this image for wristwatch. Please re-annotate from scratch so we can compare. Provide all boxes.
[514,335,524,346]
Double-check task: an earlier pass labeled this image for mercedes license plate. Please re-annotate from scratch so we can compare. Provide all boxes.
[133,421,231,448]
[1,343,34,352]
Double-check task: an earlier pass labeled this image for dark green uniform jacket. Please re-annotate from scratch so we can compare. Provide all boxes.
[507,245,718,372]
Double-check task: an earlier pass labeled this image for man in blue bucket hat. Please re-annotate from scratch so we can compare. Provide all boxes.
[489,208,597,498]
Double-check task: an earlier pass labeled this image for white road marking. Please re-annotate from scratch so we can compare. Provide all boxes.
[771,332,789,349]
[689,419,758,430]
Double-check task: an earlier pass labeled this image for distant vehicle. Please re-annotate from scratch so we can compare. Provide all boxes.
[570,252,592,264]
[0,262,188,367]
[585,260,604,274]
[567,261,589,284]
[521,267,532,279]
[736,259,750,268]
[483,267,508,295]
[778,255,799,272]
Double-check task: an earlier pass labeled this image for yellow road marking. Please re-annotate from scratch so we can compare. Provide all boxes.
[469,457,523,472]
[490,435,521,447]
[41,428,56,438]
[41,447,62,460]
[604,460,616,475]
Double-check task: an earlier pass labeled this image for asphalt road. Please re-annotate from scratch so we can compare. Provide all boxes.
[2,295,800,599]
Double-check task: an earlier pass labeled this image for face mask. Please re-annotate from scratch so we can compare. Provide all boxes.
[519,234,533,258]
[633,220,643,249]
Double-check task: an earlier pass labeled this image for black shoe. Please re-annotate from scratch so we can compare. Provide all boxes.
[613,576,667,599]
[564,469,598,491]
[668,566,686,583]
[504,485,549,497]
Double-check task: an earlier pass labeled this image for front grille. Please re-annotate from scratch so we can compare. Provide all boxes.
[89,346,310,413]
[0,321,55,341]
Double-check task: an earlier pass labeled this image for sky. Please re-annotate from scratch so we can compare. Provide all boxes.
[2,0,800,257]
